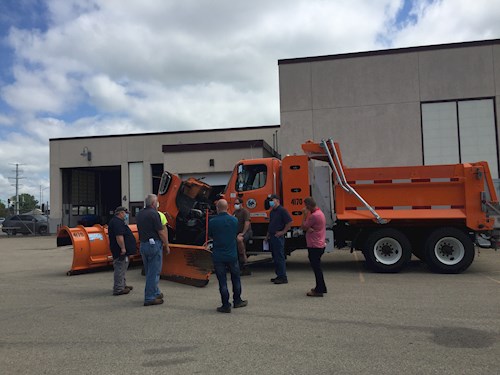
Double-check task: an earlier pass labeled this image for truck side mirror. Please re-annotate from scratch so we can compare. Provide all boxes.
[264,198,271,210]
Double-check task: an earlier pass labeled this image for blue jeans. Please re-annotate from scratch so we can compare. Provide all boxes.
[270,236,287,280]
[213,259,242,308]
[140,240,163,302]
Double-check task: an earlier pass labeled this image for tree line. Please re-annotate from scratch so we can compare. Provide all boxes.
[0,193,40,217]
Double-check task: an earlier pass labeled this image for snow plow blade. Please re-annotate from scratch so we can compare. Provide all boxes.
[57,224,141,276]
[161,244,213,287]
[57,225,213,286]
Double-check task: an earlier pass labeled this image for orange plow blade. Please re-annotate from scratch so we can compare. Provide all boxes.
[57,225,213,287]
[161,244,213,287]
[57,224,141,275]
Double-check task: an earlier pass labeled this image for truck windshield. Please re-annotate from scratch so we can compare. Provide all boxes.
[158,172,172,195]
[236,164,267,192]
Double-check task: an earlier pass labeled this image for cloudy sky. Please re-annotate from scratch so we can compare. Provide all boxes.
[0,0,499,205]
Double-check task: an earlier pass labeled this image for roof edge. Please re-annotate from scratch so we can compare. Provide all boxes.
[50,124,280,142]
[278,38,500,65]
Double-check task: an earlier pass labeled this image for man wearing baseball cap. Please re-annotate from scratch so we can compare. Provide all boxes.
[108,206,137,295]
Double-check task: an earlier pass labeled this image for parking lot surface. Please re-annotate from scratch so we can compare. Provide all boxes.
[0,235,498,375]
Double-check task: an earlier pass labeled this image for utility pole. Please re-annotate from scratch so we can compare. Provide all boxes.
[8,163,25,215]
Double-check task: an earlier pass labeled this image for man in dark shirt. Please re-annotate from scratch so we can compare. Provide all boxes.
[136,194,169,306]
[209,199,248,313]
[266,194,292,284]
[108,206,137,296]
[233,198,252,275]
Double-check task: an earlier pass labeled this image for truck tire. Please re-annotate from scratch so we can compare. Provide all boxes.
[424,227,474,274]
[363,228,412,273]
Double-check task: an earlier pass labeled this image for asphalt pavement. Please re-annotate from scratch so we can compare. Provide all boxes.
[0,235,498,375]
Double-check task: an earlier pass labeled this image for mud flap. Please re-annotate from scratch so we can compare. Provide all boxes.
[161,244,213,287]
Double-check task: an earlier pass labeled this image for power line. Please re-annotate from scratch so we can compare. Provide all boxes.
[8,163,25,215]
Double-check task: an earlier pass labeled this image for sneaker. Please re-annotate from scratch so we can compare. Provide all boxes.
[125,285,133,291]
[233,300,248,308]
[144,299,164,306]
[273,278,288,284]
[307,290,324,297]
[156,293,164,299]
[216,305,231,313]
[270,277,278,283]
[113,288,131,296]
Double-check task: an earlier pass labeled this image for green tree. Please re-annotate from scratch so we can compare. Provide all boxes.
[0,200,8,217]
[10,194,39,213]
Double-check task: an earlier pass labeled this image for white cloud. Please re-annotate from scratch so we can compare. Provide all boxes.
[0,0,499,204]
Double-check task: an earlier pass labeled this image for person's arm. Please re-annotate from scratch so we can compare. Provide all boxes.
[301,207,311,231]
[241,220,251,235]
[275,221,292,237]
[158,227,170,254]
[116,235,126,256]
[275,209,293,237]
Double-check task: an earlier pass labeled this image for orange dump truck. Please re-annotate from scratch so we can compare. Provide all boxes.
[160,138,499,274]
[59,137,499,280]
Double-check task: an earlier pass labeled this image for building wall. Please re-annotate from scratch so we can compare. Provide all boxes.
[49,126,279,230]
[279,41,500,169]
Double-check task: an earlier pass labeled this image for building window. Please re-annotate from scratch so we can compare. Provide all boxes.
[129,162,144,202]
[422,99,498,178]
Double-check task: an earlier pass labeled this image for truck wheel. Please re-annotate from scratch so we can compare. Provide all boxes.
[363,228,412,273]
[424,227,474,274]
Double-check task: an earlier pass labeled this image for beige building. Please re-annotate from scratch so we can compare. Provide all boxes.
[49,126,279,229]
[279,39,500,176]
[50,39,500,232]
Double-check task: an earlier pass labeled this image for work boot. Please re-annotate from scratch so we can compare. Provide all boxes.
[233,300,248,308]
[113,288,131,296]
[156,293,164,300]
[216,305,231,313]
[125,285,133,291]
[307,290,324,297]
[144,299,164,306]
[270,277,278,283]
[273,278,288,284]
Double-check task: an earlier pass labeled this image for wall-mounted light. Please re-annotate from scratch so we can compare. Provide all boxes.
[80,146,92,161]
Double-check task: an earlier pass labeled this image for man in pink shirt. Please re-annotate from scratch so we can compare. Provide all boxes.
[301,197,327,297]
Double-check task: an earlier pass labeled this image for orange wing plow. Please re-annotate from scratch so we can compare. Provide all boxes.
[57,225,213,286]
[161,244,213,287]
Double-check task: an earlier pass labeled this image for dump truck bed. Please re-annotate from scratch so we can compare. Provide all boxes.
[302,140,498,231]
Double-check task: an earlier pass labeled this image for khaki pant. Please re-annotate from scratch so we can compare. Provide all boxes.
[113,256,129,293]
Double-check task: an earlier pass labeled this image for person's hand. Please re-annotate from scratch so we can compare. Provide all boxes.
[120,248,126,255]
[164,245,170,255]
[237,233,244,240]
[275,231,282,237]
[302,206,309,215]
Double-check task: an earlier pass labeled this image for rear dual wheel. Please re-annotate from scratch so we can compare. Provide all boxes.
[424,227,474,274]
[363,228,412,273]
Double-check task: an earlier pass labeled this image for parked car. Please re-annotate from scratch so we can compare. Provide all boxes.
[1,214,48,235]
